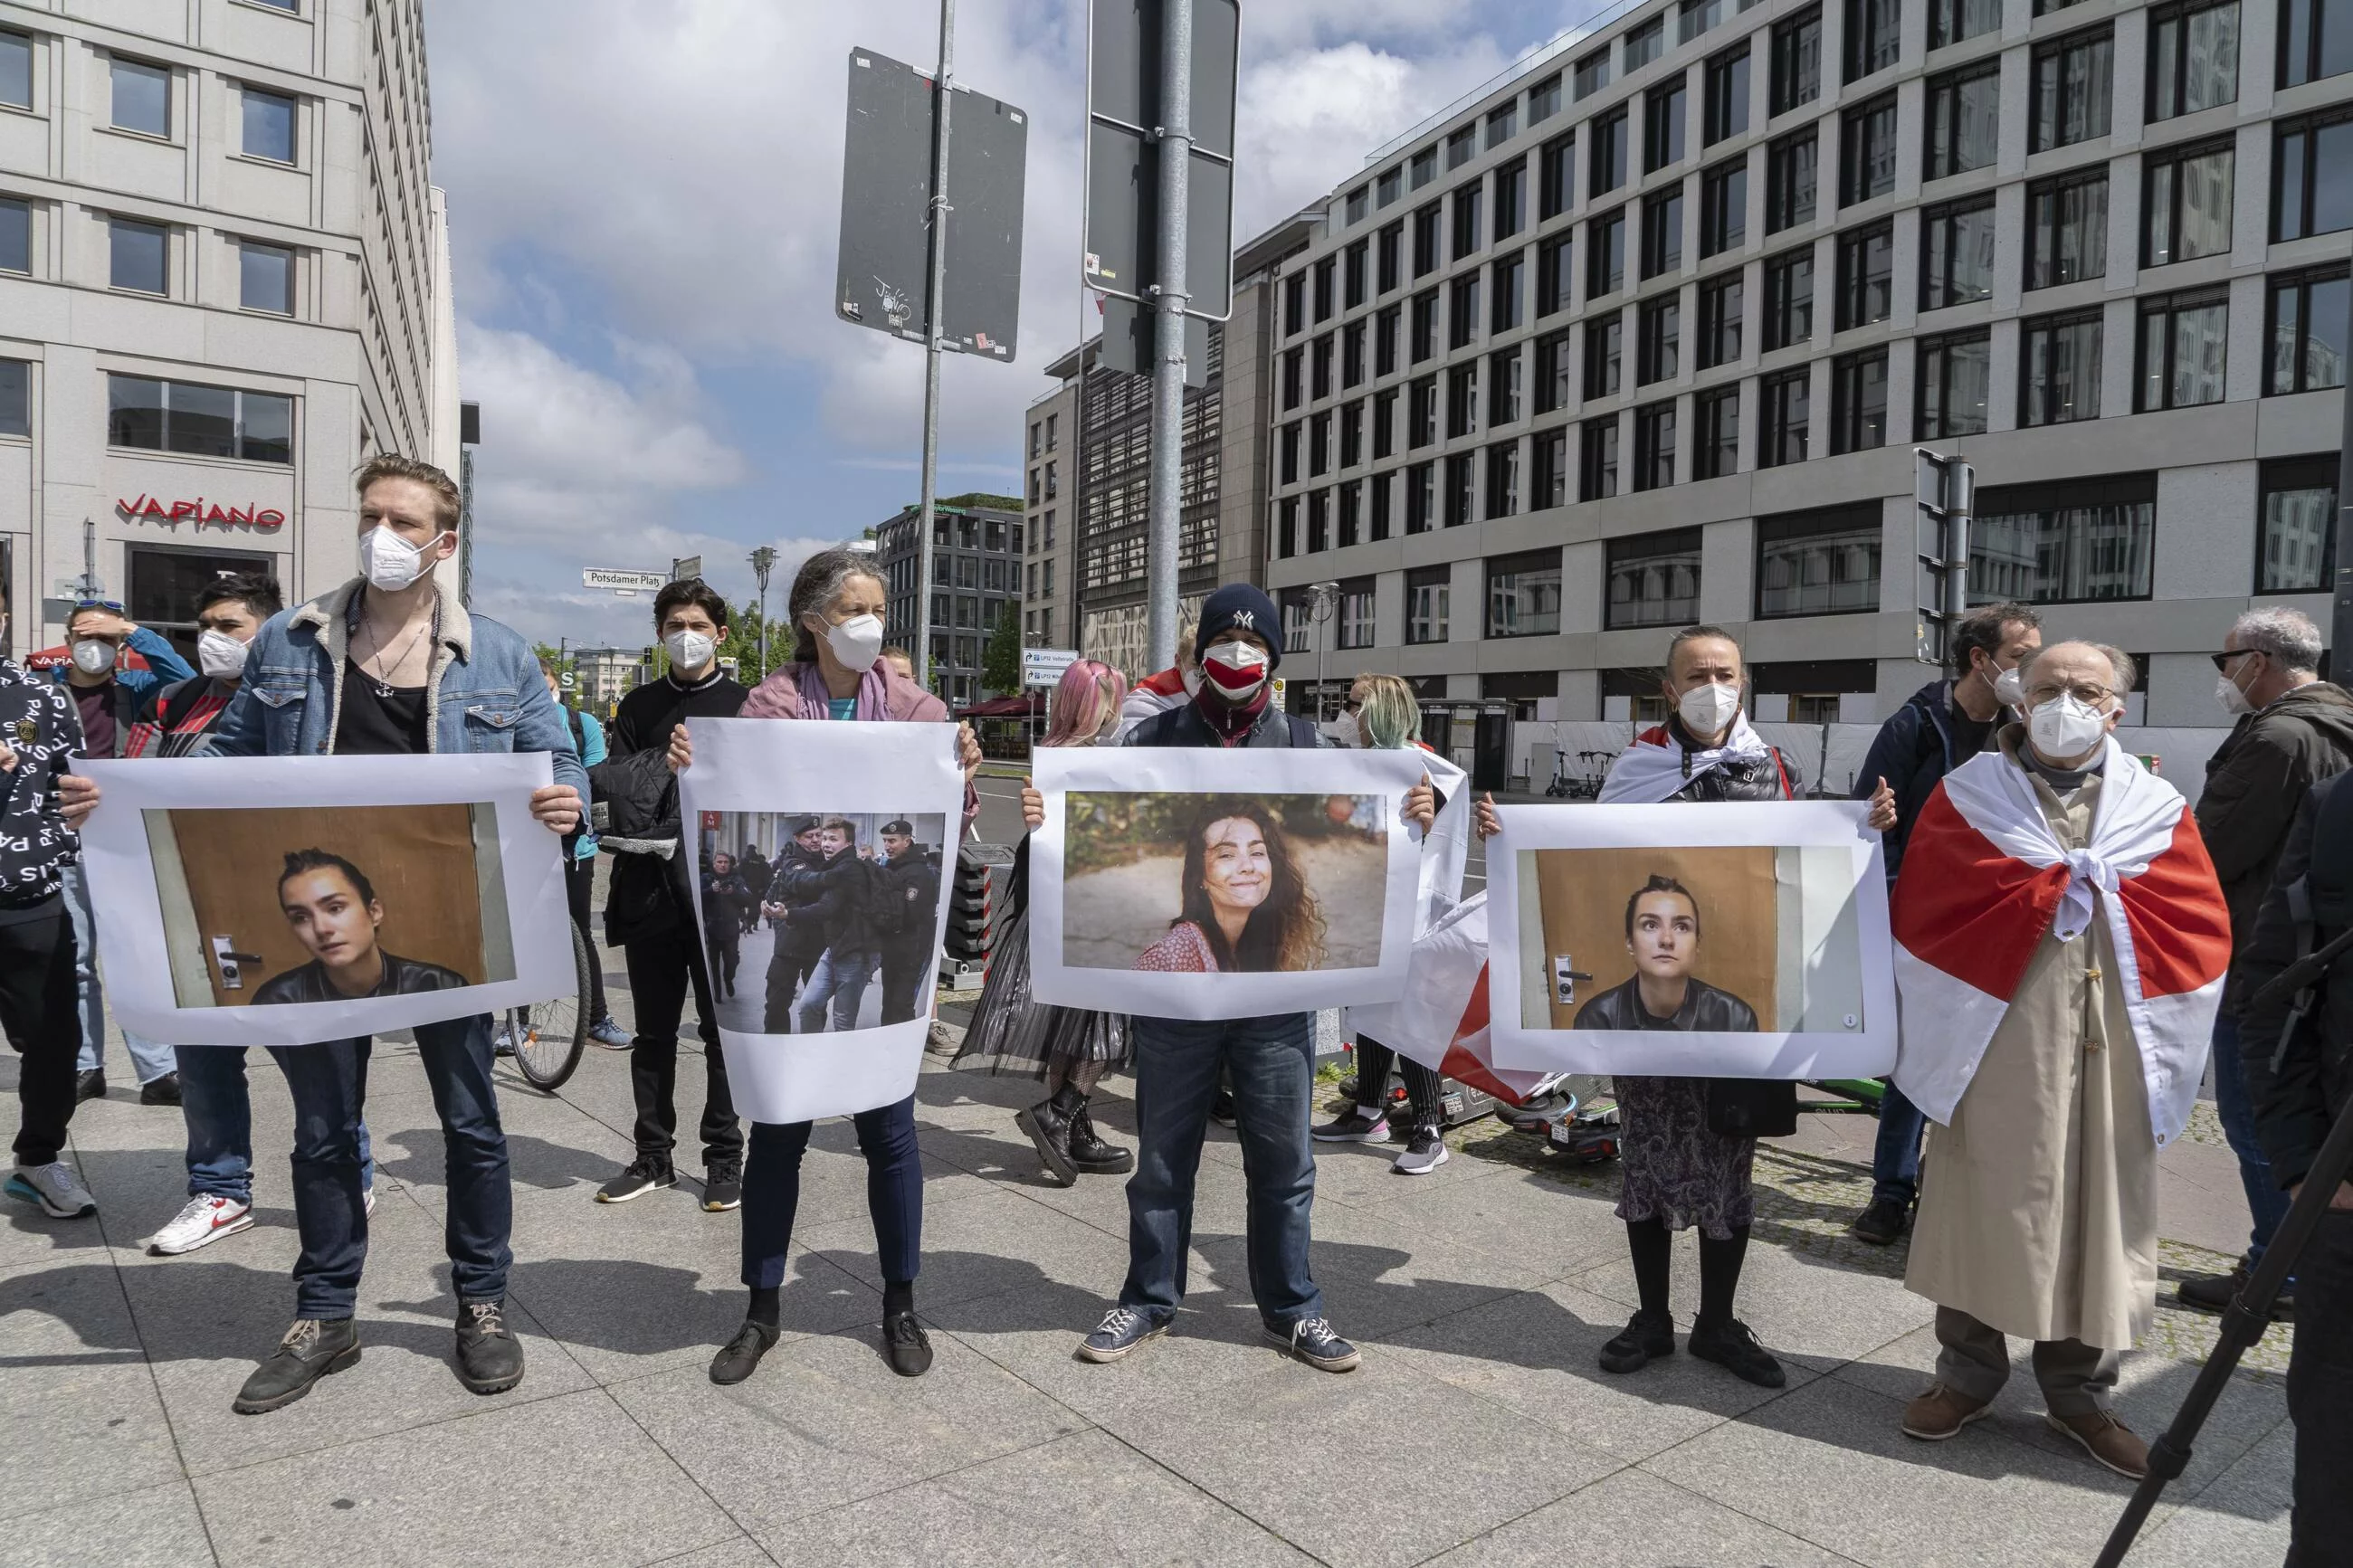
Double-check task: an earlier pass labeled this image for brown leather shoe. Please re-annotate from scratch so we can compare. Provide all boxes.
[1901,1382,1992,1440]
[2046,1410,2148,1478]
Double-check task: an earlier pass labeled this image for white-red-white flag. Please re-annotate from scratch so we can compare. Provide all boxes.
[1349,892,1549,1105]
[1890,740,2231,1147]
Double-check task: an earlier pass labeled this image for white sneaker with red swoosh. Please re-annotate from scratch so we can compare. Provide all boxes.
[148,1193,254,1255]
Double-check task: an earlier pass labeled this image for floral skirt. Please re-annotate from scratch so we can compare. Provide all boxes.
[1612,1075,1757,1240]
[951,909,1131,1079]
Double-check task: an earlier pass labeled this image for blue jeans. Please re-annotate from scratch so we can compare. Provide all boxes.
[2211,1009,2292,1264]
[62,862,174,1082]
[1120,1012,1321,1332]
[1871,1080,1927,1208]
[798,947,876,1034]
[268,1014,510,1319]
[177,1043,373,1204]
[740,1096,922,1290]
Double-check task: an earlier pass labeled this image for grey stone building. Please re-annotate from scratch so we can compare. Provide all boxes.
[1261,0,2348,733]
[876,497,1023,705]
[0,0,456,660]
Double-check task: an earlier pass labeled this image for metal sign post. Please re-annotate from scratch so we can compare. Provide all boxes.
[1084,0,1240,672]
[748,545,777,684]
[837,36,1027,697]
[1913,448,1975,667]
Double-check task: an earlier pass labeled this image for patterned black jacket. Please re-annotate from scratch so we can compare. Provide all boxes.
[0,660,85,911]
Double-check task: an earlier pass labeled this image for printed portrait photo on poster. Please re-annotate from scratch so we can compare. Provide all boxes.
[72,755,575,1048]
[680,718,965,1126]
[1485,801,1897,1079]
[1028,747,1430,1021]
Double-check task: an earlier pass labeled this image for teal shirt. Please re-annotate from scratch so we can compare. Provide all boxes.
[828,698,857,722]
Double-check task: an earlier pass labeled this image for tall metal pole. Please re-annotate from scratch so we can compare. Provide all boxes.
[916,0,957,694]
[2334,288,2353,670]
[748,545,776,683]
[1145,0,1195,672]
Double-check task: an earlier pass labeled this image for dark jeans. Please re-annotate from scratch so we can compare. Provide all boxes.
[706,925,741,996]
[740,1095,922,1290]
[1121,1012,1320,1331]
[762,944,820,1033]
[563,852,610,1022]
[2288,1211,2353,1565]
[177,1043,374,1203]
[268,1014,511,1319]
[622,927,742,1168]
[1351,1034,1443,1129]
[2211,1010,2291,1264]
[1871,1080,1927,1208]
[878,940,929,1026]
[0,909,80,1167]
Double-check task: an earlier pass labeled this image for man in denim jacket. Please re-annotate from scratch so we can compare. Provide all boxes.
[62,455,585,1416]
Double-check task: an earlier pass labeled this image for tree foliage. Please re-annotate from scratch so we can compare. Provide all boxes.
[980,600,1024,696]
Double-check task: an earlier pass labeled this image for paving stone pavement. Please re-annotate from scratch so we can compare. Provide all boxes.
[1,995,2298,1568]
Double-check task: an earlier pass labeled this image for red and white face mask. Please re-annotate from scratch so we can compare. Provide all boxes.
[1201,638,1270,700]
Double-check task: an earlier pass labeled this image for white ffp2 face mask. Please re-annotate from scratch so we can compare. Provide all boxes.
[71,639,118,677]
[197,629,251,679]
[1677,681,1742,736]
[2028,694,2110,762]
[1992,666,2026,708]
[664,629,717,675]
[358,525,434,593]
[822,613,886,673]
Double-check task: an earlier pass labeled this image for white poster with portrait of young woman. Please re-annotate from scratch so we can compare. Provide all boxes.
[679,717,964,1125]
[71,754,575,1048]
[1028,746,1430,1021]
[1485,801,1897,1079]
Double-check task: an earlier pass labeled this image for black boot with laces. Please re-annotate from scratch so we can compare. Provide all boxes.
[454,1297,526,1394]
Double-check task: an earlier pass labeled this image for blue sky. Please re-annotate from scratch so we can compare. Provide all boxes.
[420,0,1594,651]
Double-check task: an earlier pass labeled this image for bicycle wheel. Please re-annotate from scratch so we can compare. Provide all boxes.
[504,920,590,1091]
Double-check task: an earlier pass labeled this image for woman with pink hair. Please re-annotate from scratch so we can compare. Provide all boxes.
[954,660,1137,1184]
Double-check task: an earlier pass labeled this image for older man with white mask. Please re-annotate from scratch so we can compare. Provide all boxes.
[1889,641,2232,1479]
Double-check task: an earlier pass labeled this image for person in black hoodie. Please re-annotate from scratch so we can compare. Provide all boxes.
[1844,602,2042,1247]
[789,819,883,1033]
[1023,585,1436,1376]
[589,579,747,1212]
[758,820,827,1029]
[700,852,749,999]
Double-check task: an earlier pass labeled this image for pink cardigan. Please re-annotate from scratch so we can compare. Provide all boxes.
[738,661,977,828]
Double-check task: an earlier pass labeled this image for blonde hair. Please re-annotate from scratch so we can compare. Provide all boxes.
[1354,673,1422,750]
[356,454,462,531]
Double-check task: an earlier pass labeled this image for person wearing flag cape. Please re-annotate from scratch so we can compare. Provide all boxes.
[1889,641,2232,1479]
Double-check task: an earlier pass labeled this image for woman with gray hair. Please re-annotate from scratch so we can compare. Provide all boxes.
[667,545,984,1388]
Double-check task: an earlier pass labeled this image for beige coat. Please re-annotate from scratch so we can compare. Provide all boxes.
[1903,768,2158,1351]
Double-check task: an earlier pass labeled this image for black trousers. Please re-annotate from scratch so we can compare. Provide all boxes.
[762,943,820,1033]
[1352,1035,1445,1130]
[706,924,741,997]
[878,940,930,1026]
[2289,1209,2353,1565]
[562,852,610,1022]
[0,910,80,1166]
[621,927,742,1167]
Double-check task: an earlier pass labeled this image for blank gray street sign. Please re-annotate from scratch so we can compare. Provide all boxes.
[1099,295,1207,385]
[836,48,1027,358]
[1082,0,1239,320]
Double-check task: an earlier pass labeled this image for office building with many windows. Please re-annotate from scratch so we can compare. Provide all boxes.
[1262,0,2348,736]
[0,0,455,663]
[876,497,1024,706]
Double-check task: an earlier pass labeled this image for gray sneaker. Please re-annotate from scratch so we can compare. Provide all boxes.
[1391,1126,1448,1175]
[588,1016,633,1050]
[6,1161,96,1219]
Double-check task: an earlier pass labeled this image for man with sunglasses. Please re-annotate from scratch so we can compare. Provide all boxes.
[52,602,194,1106]
[2177,608,2353,1318]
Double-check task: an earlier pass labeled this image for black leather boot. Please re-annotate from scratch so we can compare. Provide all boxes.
[1015,1083,1086,1186]
[233,1318,360,1414]
[1067,1099,1134,1175]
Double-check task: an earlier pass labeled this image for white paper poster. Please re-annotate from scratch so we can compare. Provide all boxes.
[1344,750,1470,1049]
[74,754,573,1048]
[680,717,963,1124]
[1486,801,1897,1079]
[1028,746,1429,1021]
